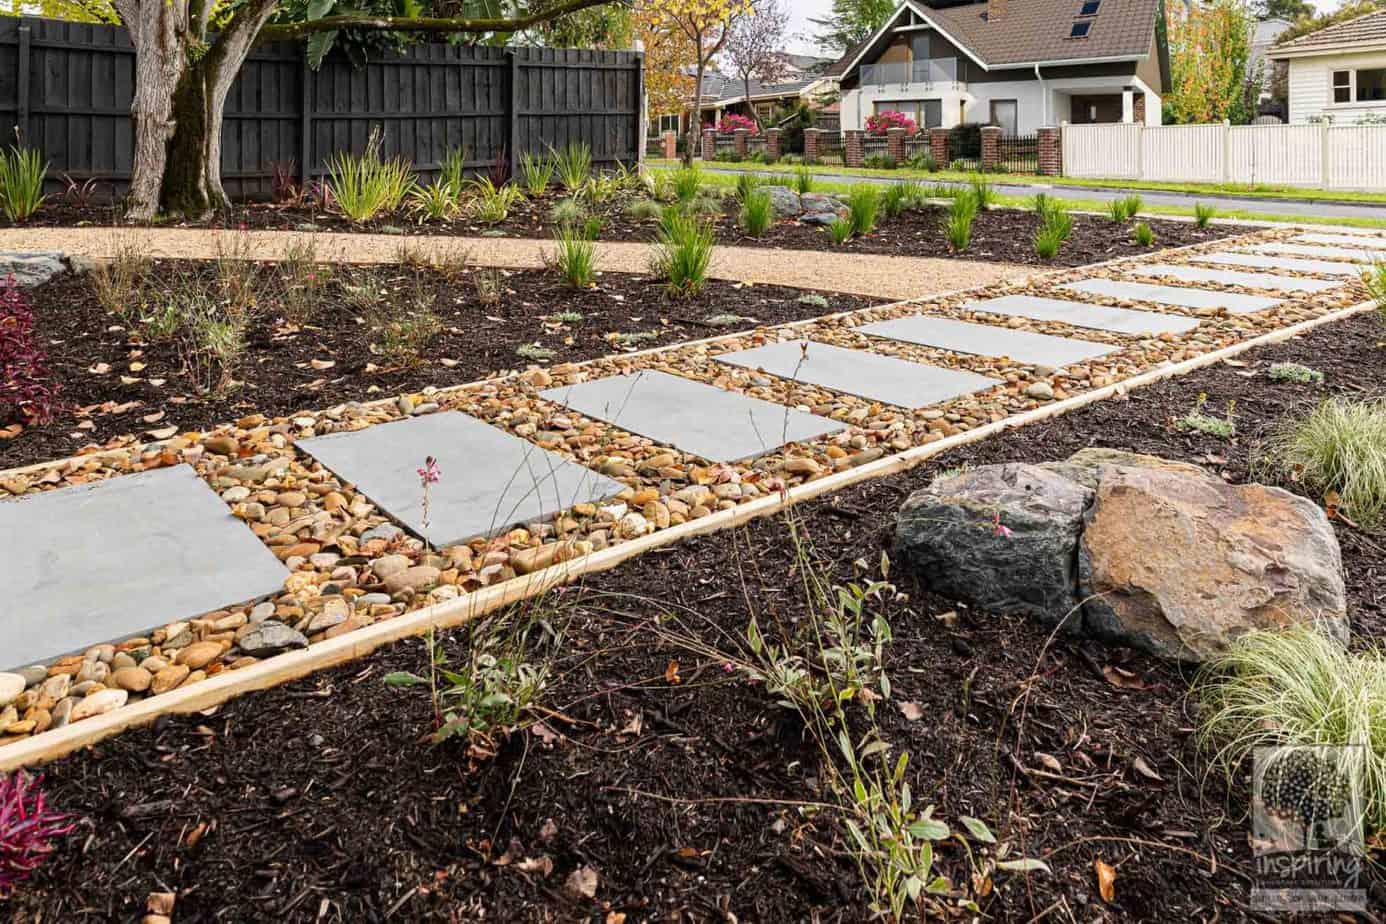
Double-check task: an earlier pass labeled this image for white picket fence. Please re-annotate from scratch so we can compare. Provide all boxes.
[1062,121,1386,191]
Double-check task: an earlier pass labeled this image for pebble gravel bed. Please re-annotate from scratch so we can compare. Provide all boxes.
[0,225,1373,753]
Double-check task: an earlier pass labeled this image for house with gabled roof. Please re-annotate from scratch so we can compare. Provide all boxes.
[1268,9,1386,124]
[836,0,1170,136]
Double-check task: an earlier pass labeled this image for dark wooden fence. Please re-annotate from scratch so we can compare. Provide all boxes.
[0,15,644,200]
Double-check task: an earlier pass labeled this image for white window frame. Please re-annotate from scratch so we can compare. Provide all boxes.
[657,114,680,134]
[1329,67,1386,107]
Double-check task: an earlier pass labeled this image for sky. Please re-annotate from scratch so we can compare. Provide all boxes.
[785,0,836,55]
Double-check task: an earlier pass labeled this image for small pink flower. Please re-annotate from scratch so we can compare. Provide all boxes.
[992,510,1013,539]
[722,662,734,674]
[417,456,441,485]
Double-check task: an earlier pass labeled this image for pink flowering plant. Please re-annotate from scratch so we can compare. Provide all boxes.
[0,275,59,426]
[865,111,918,135]
[1,772,75,897]
[716,113,758,134]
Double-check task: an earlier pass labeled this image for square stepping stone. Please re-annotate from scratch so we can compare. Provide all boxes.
[297,412,625,549]
[0,465,289,671]
[1296,232,1386,250]
[1194,252,1365,278]
[859,315,1117,368]
[963,294,1200,336]
[1248,242,1376,263]
[713,340,1001,409]
[541,370,846,463]
[1060,278,1280,314]
[1127,263,1338,294]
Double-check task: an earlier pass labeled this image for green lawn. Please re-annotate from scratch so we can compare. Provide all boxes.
[647,158,1386,208]
[652,162,1386,231]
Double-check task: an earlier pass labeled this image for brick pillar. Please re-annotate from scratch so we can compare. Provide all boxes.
[1133,94,1147,125]
[803,128,821,164]
[886,128,906,164]
[765,128,781,162]
[1037,126,1062,176]
[929,127,949,167]
[701,128,716,162]
[845,130,865,168]
[980,125,1002,172]
[661,131,677,160]
[733,129,749,159]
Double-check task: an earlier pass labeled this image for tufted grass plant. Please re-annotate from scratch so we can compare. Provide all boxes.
[1195,625,1386,833]
[469,176,524,224]
[1133,221,1155,246]
[946,192,977,252]
[739,187,773,236]
[0,145,48,222]
[672,165,702,203]
[794,163,815,195]
[733,171,761,204]
[1033,223,1063,260]
[1367,262,1386,318]
[519,152,555,196]
[439,146,469,195]
[881,181,913,219]
[650,210,715,296]
[1194,202,1217,228]
[827,216,854,246]
[549,225,598,287]
[549,197,586,227]
[326,131,415,223]
[847,184,880,236]
[626,198,664,221]
[408,177,460,222]
[551,140,593,191]
[1263,397,1386,527]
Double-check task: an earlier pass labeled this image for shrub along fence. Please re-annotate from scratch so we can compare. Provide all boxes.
[0,15,644,200]
[1062,121,1386,191]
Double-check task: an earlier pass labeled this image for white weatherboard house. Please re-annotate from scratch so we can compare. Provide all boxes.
[836,0,1169,136]
[1268,9,1386,124]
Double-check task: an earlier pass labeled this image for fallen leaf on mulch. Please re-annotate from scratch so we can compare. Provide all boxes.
[664,660,681,685]
[88,362,111,374]
[897,701,924,721]
[1034,752,1062,772]
[1132,756,1163,782]
[1095,858,1116,903]
[0,424,21,440]
[1102,666,1148,690]
[565,865,599,900]
[146,892,176,915]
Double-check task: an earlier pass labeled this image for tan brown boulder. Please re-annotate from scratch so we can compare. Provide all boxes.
[1079,463,1347,661]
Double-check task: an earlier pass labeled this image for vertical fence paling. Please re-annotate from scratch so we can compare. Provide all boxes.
[0,16,643,200]
[1062,120,1386,191]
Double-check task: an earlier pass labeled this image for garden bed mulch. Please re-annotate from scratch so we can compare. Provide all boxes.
[10,309,1385,923]
[1,262,876,471]
[17,190,1251,269]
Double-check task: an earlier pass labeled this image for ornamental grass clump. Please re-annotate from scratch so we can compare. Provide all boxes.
[794,164,815,195]
[1263,397,1386,528]
[1132,221,1155,246]
[552,139,593,191]
[326,131,415,223]
[847,184,880,237]
[967,173,996,209]
[0,144,47,222]
[1195,625,1386,834]
[1367,262,1386,318]
[946,192,977,252]
[739,187,773,236]
[1194,202,1217,228]
[0,276,59,424]
[672,165,702,203]
[408,177,460,222]
[1,772,74,898]
[827,216,855,246]
[520,151,555,196]
[650,210,714,296]
[733,171,761,204]
[549,225,598,288]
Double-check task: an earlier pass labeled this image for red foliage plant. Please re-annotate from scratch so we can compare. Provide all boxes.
[0,772,75,897]
[0,274,60,426]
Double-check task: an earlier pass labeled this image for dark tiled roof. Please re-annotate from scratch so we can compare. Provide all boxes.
[1270,9,1386,55]
[923,0,1160,66]
[717,77,817,102]
[821,40,869,77]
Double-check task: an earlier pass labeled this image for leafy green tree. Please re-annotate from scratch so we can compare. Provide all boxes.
[1256,0,1312,21]
[810,0,893,54]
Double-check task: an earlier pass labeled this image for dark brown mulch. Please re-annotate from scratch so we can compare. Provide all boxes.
[10,311,1385,923]
[17,191,1249,269]
[2,262,876,471]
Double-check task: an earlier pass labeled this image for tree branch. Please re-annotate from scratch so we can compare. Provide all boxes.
[257,0,627,42]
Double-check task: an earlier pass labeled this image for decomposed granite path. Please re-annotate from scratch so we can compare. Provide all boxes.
[0,223,1378,768]
[0,226,1026,300]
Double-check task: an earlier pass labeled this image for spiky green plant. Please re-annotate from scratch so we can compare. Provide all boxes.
[520,152,555,196]
[650,210,715,296]
[325,142,416,223]
[794,164,815,195]
[1194,202,1216,228]
[847,185,880,237]
[1033,223,1063,260]
[1262,397,1386,527]
[1133,221,1155,246]
[0,145,47,222]
[733,171,761,203]
[827,216,855,246]
[552,140,593,191]
[946,192,977,252]
[439,146,469,195]
[739,188,773,236]
[550,225,598,288]
[408,178,460,222]
[626,198,664,221]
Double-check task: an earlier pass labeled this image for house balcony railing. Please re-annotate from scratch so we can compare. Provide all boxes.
[860,58,960,88]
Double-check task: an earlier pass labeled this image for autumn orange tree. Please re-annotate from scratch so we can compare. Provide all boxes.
[1166,0,1260,124]
[634,6,694,135]
[642,0,752,164]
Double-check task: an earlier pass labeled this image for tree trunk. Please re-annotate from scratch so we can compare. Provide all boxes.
[114,0,188,221]
[684,59,705,167]
[160,0,278,218]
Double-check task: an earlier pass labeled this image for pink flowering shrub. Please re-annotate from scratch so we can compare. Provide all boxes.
[1,772,75,897]
[866,111,918,135]
[715,113,758,134]
[0,274,60,426]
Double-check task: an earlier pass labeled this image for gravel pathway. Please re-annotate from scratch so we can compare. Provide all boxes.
[0,226,1025,300]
